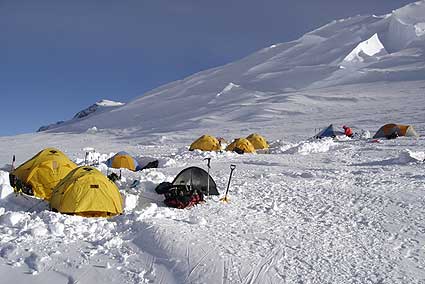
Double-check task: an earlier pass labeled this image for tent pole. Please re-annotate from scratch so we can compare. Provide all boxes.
[204,158,211,197]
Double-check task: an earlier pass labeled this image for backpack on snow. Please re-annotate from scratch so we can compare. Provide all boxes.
[155,182,204,209]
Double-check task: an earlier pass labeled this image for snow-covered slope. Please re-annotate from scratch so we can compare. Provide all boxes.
[40,1,425,137]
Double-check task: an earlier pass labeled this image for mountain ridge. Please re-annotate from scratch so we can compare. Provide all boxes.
[39,1,425,136]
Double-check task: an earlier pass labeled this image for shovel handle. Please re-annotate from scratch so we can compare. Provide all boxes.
[11,155,16,172]
[204,157,211,168]
[223,164,236,197]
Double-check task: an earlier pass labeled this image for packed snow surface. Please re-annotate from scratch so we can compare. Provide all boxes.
[2,1,425,283]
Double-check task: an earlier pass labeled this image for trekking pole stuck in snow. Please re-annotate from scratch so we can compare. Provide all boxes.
[11,155,15,171]
[220,164,236,203]
[9,155,16,188]
[204,157,211,196]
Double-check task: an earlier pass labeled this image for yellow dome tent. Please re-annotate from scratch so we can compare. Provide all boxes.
[373,123,419,139]
[226,138,256,154]
[189,135,221,151]
[105,151,141,171]
[246,133,269,150]
[50,166,123,217]
[12,148,77,200]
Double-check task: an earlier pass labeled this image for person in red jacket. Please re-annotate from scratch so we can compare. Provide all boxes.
[343,125,353,137]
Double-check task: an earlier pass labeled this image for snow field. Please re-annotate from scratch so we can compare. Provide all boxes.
[0,135,424,283]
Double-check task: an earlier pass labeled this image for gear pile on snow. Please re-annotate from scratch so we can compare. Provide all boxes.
[155,166,218,209]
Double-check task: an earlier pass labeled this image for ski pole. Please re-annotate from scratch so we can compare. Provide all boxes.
[220,164,236,203]
[204,158,211,196]
[9,155,16,188]
[11,155,15,171]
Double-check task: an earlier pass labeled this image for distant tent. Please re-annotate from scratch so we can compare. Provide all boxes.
[373,124,419,139]
[11,148,77,200]
[50,166,123,217]
[189,135,221,151]
[246,133,269,150]
[105,151,141,171]
[226,138,256,154]
[314,124,344,139]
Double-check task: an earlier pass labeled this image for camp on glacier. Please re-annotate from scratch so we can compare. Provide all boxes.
[0,1,425,283]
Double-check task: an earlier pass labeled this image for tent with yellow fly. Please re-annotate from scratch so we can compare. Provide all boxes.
[11,148,77,200]
[50,166,123,217]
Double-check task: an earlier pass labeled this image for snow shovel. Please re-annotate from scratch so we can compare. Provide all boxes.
[204,157,211,196]
[220,164,236,203]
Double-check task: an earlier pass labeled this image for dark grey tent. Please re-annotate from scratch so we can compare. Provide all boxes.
[172,166,219,195]
[314,124,344,139]
[155,166,219,196]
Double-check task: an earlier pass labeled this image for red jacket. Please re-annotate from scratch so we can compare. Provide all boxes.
[344,127,353,137]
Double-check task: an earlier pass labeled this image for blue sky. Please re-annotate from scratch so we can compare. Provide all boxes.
[0,0,415,136]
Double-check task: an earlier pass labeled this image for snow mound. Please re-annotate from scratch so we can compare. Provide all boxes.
[86,126,98,133]
[398,149,425,163]
[0,171,14,200]
[269,140,295,154]
[283,138,339,155]
[123,193,139,212]
[0,184,14,200]
[0,170,10,186]
[0,211,29,227]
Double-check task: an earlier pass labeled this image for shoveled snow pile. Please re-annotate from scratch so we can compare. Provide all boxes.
[398,149,425,163]
[282,138,340,155]
[0,171,13,200]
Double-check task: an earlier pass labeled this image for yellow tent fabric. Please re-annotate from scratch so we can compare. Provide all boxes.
[226,138,256,154]
[111,155,135,170]
[50,166,123,217]
[189,135,221,151]
[12,148,77,200]
[373,123,419,139]
[106,151,140,171]
[246,133,269,150]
